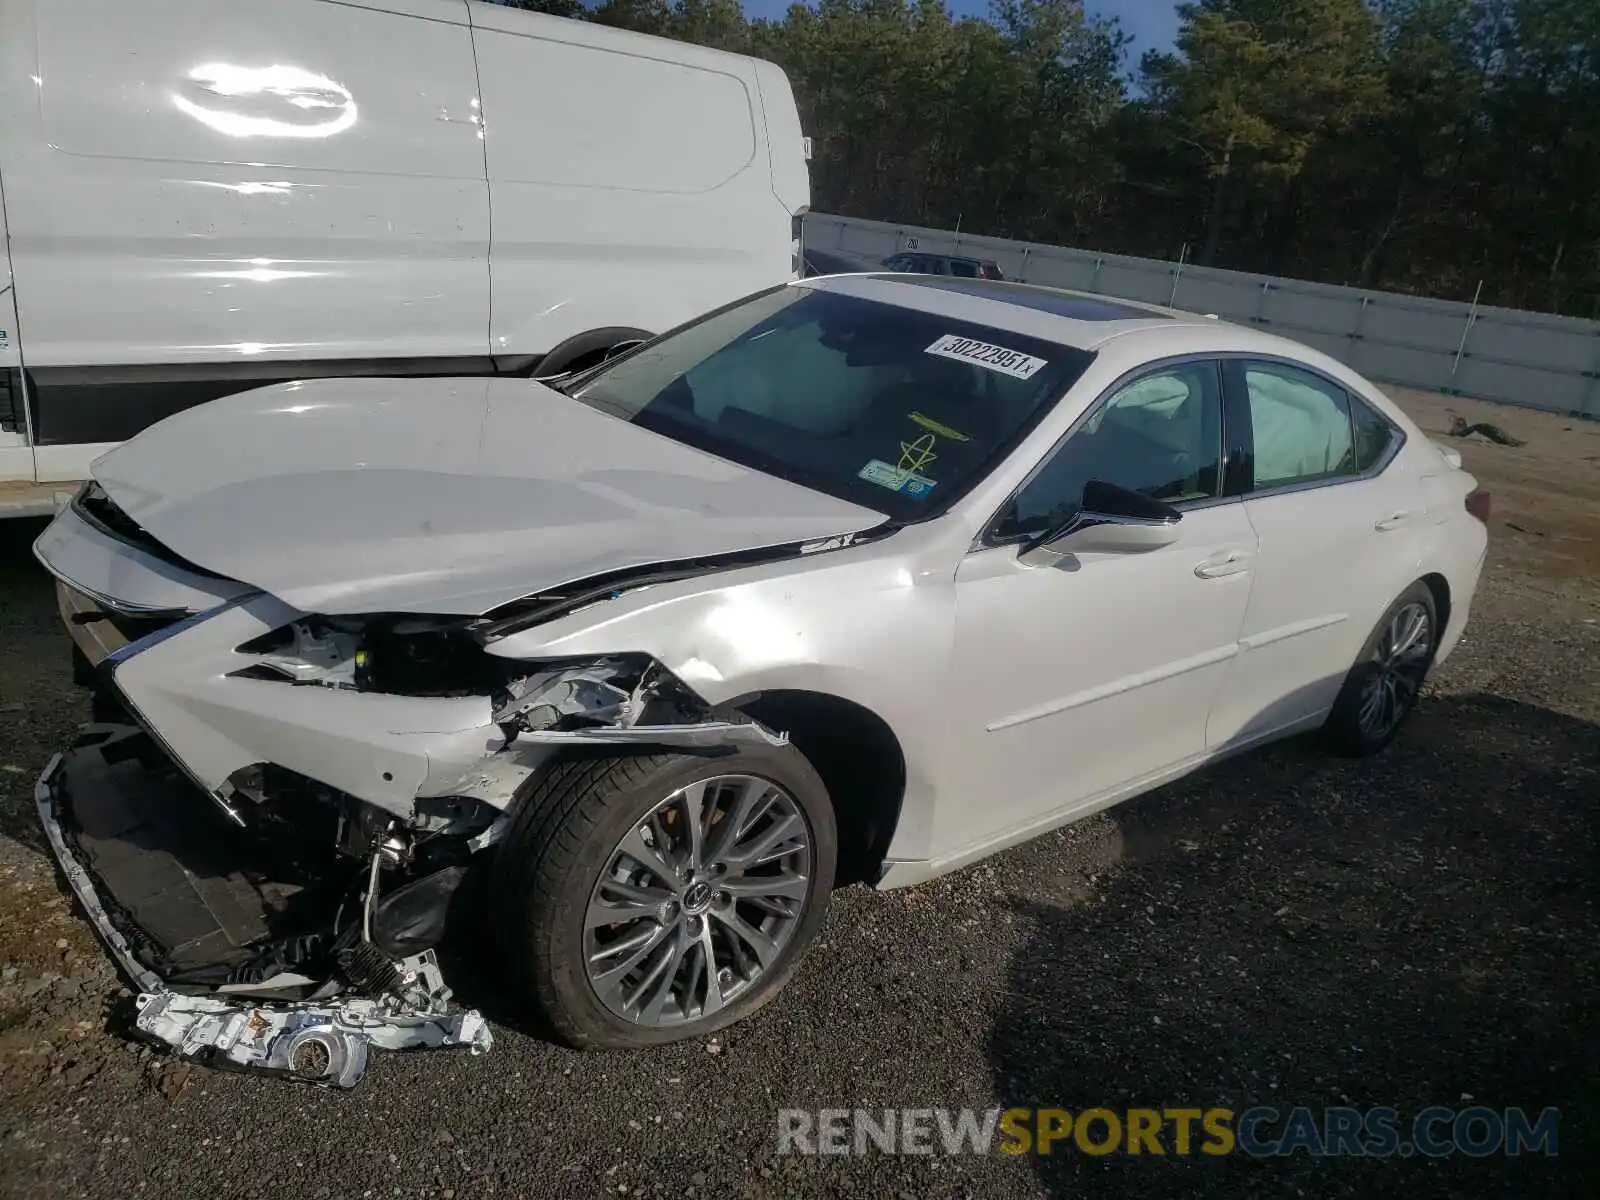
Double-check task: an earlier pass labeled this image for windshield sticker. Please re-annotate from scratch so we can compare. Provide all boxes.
[909,411,971,441]
[898,432,938,474]
[858,458,937,499]
[925,334,1046,380]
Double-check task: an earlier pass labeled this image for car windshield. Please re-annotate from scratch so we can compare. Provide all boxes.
[567,286,1094,521]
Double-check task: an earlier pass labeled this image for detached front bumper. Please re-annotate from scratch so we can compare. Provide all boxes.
[35,725,491,1087]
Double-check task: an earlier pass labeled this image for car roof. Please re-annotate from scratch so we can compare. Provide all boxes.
[799,273,1237,351]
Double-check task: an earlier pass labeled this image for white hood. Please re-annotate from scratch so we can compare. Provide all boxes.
[91,376,886,615]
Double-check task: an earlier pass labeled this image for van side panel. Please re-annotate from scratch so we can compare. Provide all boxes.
[468,6,796,355]
[4,0,490,376]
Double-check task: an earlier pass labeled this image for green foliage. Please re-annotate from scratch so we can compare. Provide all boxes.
[480,0,1600,316]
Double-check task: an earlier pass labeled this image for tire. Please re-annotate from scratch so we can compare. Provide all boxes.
[1323,581,1438,757]
[531,326,653,380]
[490,745,837,1048]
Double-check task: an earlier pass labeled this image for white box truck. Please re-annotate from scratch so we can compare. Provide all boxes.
[0,0,810,509]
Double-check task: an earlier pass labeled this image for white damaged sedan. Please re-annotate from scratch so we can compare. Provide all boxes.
[33,275,1489,1085]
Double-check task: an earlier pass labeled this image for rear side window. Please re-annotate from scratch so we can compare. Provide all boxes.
[1242,362,1355,488]
[1351,396,1399,472]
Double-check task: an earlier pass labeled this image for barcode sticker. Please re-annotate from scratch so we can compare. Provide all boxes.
[925,334,1046,380]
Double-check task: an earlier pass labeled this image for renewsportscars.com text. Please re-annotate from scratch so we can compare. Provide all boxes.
[777,1105,1560,1158]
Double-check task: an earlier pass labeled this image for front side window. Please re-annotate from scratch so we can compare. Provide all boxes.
[1243,361,1356,488]
[994,360,1224,540]
[569,287,1095,521]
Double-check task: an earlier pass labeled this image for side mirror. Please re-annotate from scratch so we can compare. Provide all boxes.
[1019,480,1182,563]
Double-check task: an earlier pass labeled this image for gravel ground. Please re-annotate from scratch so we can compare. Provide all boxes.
[0,397,1596,1199]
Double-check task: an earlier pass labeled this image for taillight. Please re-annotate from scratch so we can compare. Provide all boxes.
[1465,488,1491,524]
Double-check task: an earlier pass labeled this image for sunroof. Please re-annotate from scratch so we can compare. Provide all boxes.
[891,277,1172,321]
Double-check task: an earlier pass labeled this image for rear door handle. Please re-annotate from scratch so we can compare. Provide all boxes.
[1194,550,1252,579]
[1374,511,1412,532]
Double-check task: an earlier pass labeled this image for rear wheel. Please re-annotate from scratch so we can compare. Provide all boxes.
[1323,582,1438,756]
[491,746,836,1048]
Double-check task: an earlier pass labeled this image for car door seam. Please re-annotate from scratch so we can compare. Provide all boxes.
[1238,612,1348,652]
[986,643,1240,732]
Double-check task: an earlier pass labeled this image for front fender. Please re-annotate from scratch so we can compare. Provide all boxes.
[482,551,959,862]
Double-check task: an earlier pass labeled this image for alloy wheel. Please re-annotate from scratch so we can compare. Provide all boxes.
[1357,601,1432,741]
[583,775,814,1028]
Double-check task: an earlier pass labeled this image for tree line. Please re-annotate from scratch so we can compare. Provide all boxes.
[497,0,1600,318]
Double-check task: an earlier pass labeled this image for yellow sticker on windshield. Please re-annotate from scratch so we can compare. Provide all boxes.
[909,411,971,442]
[898,432,938,473]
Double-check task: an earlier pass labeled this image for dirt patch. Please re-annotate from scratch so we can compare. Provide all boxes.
[1385,387,1600,590]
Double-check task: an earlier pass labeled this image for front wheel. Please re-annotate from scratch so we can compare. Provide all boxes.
[1323,582,1438,756]
[491,746,837,1048]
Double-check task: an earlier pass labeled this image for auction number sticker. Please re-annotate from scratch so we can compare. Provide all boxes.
[925,333,1046,380]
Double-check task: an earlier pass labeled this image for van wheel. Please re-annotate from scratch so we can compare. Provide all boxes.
[491,746,837,1048]
[1323,582,1438,756]
[532,327,653,380]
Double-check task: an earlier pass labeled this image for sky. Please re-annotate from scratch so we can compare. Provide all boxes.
[737,1,1184,62]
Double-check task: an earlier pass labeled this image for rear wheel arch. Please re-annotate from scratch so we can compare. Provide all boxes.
[1420,571,1452,634]
[727,689,908,887]
[1324,579,1439,756]
[531,326,653,379]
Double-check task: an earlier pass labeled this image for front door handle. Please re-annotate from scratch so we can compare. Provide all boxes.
[1374,511,1412,532]
[1194,550,1252,579]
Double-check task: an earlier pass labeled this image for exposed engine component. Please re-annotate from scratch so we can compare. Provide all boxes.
[132,949,492,1089]
[337,940,401,995]
[36,728,493,1090]
[491,656,708,736]
[366,865,469,957]
[492,657,641,729]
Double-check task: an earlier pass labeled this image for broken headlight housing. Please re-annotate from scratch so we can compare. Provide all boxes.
[234,618,712,733]
[235,615,513,696]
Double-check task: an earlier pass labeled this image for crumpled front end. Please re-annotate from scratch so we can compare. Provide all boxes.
[31,485,783,1087]
[34,719,494,1088]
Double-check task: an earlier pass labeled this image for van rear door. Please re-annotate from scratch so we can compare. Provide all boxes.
[750,60,809,218]
[468,7,795,359]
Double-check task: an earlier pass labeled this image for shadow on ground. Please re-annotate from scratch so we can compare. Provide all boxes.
[0,516,74,856]
[988,694,1598,1198]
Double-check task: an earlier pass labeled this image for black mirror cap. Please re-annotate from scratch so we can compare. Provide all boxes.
[1080,479,1182,524]
[1020,480,1182,558]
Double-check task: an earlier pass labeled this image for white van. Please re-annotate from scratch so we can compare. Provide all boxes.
[0,0,809,501]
